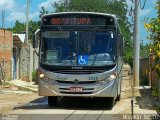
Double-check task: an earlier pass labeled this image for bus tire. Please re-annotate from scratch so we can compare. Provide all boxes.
[48,96,58,106]
[106,97,115,108]
[116,93,121,101]
[116,86,122,101]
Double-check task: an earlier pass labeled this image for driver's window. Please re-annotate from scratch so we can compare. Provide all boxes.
[92,33,109,53]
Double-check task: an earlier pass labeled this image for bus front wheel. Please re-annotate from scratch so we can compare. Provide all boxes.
[116,93,121,101]
[48,96,58,106]
[105,97,115,108]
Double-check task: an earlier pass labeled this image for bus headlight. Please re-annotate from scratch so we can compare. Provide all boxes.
[39,73,45,78]
[39,73,55,85]
[39,73,49,81]
[108,72,117,81]
[98,72,117,85]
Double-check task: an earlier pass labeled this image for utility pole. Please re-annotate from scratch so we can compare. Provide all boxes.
[133,0,140,87]
[26,0,30,44]
[26,0,32,82]
[2,9,5,29]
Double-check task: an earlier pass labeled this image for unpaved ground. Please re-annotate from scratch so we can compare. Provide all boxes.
[120,71,159,114]
[0,85,39,113]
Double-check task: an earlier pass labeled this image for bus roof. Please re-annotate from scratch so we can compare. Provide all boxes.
[42,12,117,20]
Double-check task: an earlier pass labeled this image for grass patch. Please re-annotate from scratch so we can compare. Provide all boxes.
[140,77,149,86]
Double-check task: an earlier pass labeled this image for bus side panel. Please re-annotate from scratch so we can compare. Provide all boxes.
[38,80,58,96]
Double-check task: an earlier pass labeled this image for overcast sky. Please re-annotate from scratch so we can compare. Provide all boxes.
[0,0,158,44]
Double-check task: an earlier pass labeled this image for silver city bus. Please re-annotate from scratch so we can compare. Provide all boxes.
[33,12,124,108]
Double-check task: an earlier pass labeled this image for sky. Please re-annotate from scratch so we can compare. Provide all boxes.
[0,0,158,44]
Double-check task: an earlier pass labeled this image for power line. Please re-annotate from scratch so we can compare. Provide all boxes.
[139,0,147,9]
[129,0,147,13]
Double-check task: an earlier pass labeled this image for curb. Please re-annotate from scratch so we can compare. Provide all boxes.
[4,81,38,93]
[0,105,14,114]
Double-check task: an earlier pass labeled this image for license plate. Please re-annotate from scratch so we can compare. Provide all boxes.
[70,87,83,92]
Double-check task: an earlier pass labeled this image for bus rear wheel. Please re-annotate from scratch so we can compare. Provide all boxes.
[48,96,58,106]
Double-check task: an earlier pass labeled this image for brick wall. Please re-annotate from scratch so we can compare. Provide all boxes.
[0,29,13,80]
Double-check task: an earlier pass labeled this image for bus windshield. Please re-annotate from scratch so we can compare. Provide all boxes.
[40,30,116,66]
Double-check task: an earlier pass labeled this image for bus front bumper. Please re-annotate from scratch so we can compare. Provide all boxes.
[38,79,118,98]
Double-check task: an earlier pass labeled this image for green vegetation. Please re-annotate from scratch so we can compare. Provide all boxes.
[7,20,40,43]
[144,0,160,98]
[140,77,149,86]
[156,106,160,114]
[140,43,150,58]
[152,87,160,97]
[32,70,38,84]
[39,7,49,18]
[144,1,160,76]
[12,20,26,33]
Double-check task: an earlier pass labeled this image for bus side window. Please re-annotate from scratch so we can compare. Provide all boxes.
[118,34,124,56]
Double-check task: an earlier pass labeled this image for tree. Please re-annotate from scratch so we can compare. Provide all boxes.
[144,0,160,76]
[12,20,26,33]
[52,0,132,65]
[140,42,150,58]
[11,20,40,43]
[28,20,40,42]
[39,7,49,18]
[144,0,160,99]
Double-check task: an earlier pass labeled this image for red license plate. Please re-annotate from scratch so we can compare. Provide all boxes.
[70,87,83,92]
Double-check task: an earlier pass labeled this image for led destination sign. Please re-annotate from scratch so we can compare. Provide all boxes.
[51,18,92,25]
[42,15,114,26]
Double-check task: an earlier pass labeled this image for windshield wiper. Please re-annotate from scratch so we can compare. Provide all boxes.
[79,27,99,53]
[92,54,98,66]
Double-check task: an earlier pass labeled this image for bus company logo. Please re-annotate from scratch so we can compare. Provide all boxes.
[72,67,83,69]
[74,79,79,84]
[56,75,68,80]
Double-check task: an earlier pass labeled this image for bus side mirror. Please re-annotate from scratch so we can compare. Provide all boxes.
[33,29,40,48]
[33,35,37,48]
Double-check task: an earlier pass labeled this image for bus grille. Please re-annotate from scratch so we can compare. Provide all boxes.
[56,80,97,84]
[60,91,93,94]
[53,70,105,74]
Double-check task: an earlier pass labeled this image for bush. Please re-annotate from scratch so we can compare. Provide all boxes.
[140,77,149,86]
[124,53,133,69]
[32,70,38,84]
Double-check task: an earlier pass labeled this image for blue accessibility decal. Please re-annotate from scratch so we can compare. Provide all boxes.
[78,55,88,65]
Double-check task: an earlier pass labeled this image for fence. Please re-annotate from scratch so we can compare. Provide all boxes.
[140,58,150,85]
[149,55,160,100]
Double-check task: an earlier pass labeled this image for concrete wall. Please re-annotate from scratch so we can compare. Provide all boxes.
[19,44,30,81]
[19,43,38,82]
[0,29,13,80]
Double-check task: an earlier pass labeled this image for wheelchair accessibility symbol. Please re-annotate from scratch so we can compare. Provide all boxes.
[78,55,88,65]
